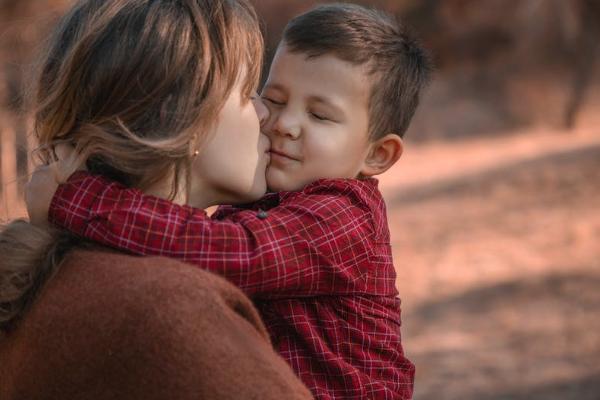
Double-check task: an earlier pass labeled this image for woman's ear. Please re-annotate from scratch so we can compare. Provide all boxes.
[360,133,403,177]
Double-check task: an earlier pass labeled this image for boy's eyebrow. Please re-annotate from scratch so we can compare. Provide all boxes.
[262,82,284,92]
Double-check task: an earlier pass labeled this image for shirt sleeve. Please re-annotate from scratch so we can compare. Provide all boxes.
[49,172,377,298]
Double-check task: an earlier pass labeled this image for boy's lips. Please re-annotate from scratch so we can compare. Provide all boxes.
[269,149,301,162]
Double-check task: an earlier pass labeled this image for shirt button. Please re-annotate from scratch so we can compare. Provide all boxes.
[256,209,268,219]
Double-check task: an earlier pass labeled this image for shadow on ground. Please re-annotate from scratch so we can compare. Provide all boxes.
[406,273,600,400]
[463,374,600,400]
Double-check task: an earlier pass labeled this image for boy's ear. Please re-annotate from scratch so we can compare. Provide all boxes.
[360,133,403,177]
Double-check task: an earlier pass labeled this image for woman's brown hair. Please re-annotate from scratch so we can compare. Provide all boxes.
[0,0,263,332]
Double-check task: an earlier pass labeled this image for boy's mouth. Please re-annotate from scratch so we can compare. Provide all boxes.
[269,149,300,162]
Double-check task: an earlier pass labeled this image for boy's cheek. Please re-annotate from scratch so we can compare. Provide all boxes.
[265,165,279,190]
[266,166,289,192]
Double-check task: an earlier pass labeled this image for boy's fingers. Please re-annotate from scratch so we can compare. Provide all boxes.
[53,143,87,182]
[25,143,85,226]
[54,143,76,162]
[25,164,58,227]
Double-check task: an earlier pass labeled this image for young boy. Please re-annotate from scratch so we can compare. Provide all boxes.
[35,4,431,399]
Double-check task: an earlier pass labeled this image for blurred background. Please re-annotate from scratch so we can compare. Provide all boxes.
[1,0,599,399]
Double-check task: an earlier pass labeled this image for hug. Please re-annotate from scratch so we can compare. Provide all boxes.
[0,0,431,399]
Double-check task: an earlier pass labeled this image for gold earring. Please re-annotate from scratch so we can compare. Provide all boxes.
[193,149,200,157]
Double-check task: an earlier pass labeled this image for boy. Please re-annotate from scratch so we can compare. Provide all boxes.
[31,3,431,399]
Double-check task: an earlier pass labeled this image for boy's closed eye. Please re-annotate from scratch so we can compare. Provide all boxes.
[262,95,285,106]
[261,89,341,123]
[308,101,341,123]
[309,111,333,122]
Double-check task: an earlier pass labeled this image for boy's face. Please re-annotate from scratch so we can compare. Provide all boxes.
[261,45,373,192]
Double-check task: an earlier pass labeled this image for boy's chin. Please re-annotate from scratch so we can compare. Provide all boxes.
[266,169,294,193]
[266,172,310,193]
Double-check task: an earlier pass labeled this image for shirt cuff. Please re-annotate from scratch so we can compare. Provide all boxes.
[48,170,103,232]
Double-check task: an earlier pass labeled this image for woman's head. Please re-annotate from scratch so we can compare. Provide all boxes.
[34,0,266,205]
[1,0,267,332]
[190,71,271,206]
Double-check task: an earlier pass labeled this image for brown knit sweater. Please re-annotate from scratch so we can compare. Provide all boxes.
[0,249,312,400]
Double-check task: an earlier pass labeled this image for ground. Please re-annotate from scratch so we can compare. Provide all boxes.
[379,124,600,399]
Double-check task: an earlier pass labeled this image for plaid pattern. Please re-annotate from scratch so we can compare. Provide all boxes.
[50,171,415,399]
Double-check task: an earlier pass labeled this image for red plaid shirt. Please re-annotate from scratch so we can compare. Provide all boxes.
[49,171,415,399]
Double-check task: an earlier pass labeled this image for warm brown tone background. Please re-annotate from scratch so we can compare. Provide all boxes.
[1,1,599,399]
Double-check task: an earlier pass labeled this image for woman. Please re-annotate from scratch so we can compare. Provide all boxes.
[0,0,311,398]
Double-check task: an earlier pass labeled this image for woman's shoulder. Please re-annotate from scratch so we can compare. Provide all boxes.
[60,249,251,310]
[1,248,310,400]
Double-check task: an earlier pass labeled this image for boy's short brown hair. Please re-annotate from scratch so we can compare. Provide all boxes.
[282,3,432,139]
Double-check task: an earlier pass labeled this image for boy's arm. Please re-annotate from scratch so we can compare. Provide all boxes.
[50,172,382,298]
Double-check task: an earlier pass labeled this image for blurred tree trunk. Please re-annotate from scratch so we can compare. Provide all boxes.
[0,116,18,218]
[564,0,600,129]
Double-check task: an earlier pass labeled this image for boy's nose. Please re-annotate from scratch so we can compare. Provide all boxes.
[271,112,301,139]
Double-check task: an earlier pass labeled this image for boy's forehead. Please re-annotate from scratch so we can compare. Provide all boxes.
[270,45,367,78]
[266,45,371,104]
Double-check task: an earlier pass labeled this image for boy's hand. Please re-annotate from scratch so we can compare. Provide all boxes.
[26,164,59,227]
[25,144,84,227]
